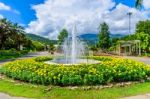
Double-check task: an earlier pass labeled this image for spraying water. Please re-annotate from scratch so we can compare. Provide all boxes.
[62,25,86,64]
[45,25,101,65]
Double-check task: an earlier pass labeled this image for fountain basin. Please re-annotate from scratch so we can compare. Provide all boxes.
[45,58,100,65]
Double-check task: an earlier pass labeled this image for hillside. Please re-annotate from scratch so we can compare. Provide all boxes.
[25,33,126,45]
[79,33,126,45]
[25,33,57,45]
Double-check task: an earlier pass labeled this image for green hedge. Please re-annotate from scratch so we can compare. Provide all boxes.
[0,56,150,86]
[0,50,29,60]
[33,56,53,62]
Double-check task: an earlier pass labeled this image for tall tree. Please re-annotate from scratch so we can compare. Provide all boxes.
[135,32,150,52]
[58,29,68,45]
[136,20,150,35]
[98,22,110,50]
[0,18,32,50]
[0,18,12,49]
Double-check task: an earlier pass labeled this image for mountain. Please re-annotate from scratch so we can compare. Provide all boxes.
[25,33,126,45]
[25,33,57,45]
[79,33,126,45]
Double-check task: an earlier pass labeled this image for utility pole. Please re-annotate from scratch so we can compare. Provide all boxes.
[127,12,132,35]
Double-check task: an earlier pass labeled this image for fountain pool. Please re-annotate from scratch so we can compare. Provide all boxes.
[45,25,100,65]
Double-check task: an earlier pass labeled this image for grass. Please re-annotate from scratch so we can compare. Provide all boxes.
[1,79,150,99]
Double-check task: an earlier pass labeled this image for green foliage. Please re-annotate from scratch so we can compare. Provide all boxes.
[1,56,150,86]
[26,33,57,45]
[98,22,111,50]
[116,20,150,53]
[58,29,68,45]
[136,32,150,52]
[0,18,32,50]
[32,41,45,51]
[49,42,55,54]
[135,20,150,52]
[0,49,29,60]
[34,56,53,62]
[136,20,150,35]
[90,45,98,51]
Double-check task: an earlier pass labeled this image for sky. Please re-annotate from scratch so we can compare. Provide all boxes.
[0,0,150,40]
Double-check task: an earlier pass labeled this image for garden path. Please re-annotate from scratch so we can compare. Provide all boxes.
[122,93,150,99]
[0,93,27,99]
[0,51,50,65]
[123,56,150,65]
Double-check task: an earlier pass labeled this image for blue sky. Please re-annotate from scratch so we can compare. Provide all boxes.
[0,0,44,26]
[0,0,149,39]
[0,0,136,26]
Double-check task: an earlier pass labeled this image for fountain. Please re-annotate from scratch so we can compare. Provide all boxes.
[45,25,100,65]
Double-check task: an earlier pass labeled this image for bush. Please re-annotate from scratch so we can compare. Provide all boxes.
[0,50,29,57]
[34,56,53,62]
[0,56,150,86]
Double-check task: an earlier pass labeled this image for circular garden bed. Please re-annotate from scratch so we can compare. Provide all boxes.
[0,56,150,86]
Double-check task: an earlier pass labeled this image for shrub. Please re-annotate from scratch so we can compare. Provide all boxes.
[0,56,150,86]
[34,56,53,62]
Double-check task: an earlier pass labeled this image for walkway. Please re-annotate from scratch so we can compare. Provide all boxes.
[0,51,50,65]
[123,56,150,65]
[0,93,27,99]
[122,94,150,99]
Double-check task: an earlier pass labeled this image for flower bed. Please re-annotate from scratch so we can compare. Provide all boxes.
[0,56,150,86]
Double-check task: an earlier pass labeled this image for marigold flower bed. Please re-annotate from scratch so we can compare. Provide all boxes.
[0,56,150,86]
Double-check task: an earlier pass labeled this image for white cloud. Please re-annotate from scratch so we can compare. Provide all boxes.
[143,0,150,9]
[0,2,20,16]
[0,2,11,11]
[105,3,148,34]
[26,0,150,40]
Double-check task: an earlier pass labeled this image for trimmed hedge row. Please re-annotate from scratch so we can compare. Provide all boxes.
[33,56,53,62]
[0,56,150,86]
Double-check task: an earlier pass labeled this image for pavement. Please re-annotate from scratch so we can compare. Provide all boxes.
[123,56,150,65]
[0,93,27,99]
[122,94,150,99]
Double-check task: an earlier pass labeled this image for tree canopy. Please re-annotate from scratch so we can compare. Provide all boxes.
[58,29,68,45]
[0,18,31,50]
[98,22,110,50]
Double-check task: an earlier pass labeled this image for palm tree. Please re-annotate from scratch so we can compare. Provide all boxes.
[135,0,143,9]
[0,18,12,49]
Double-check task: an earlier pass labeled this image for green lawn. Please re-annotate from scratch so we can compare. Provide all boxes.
[1,79,150,99]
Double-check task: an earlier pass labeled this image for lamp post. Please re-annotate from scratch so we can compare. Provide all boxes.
[127,12,132,35]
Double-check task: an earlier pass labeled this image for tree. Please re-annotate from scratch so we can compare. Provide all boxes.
[58,29,68,45]
[0,18,32,50]
[136,20,150,35]
[49,42,55,54]
[98,22,111,50]
[136,32,150,52]
[32,41,45,51]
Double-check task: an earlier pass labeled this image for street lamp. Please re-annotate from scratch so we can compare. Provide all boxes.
[127,12,132,35]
